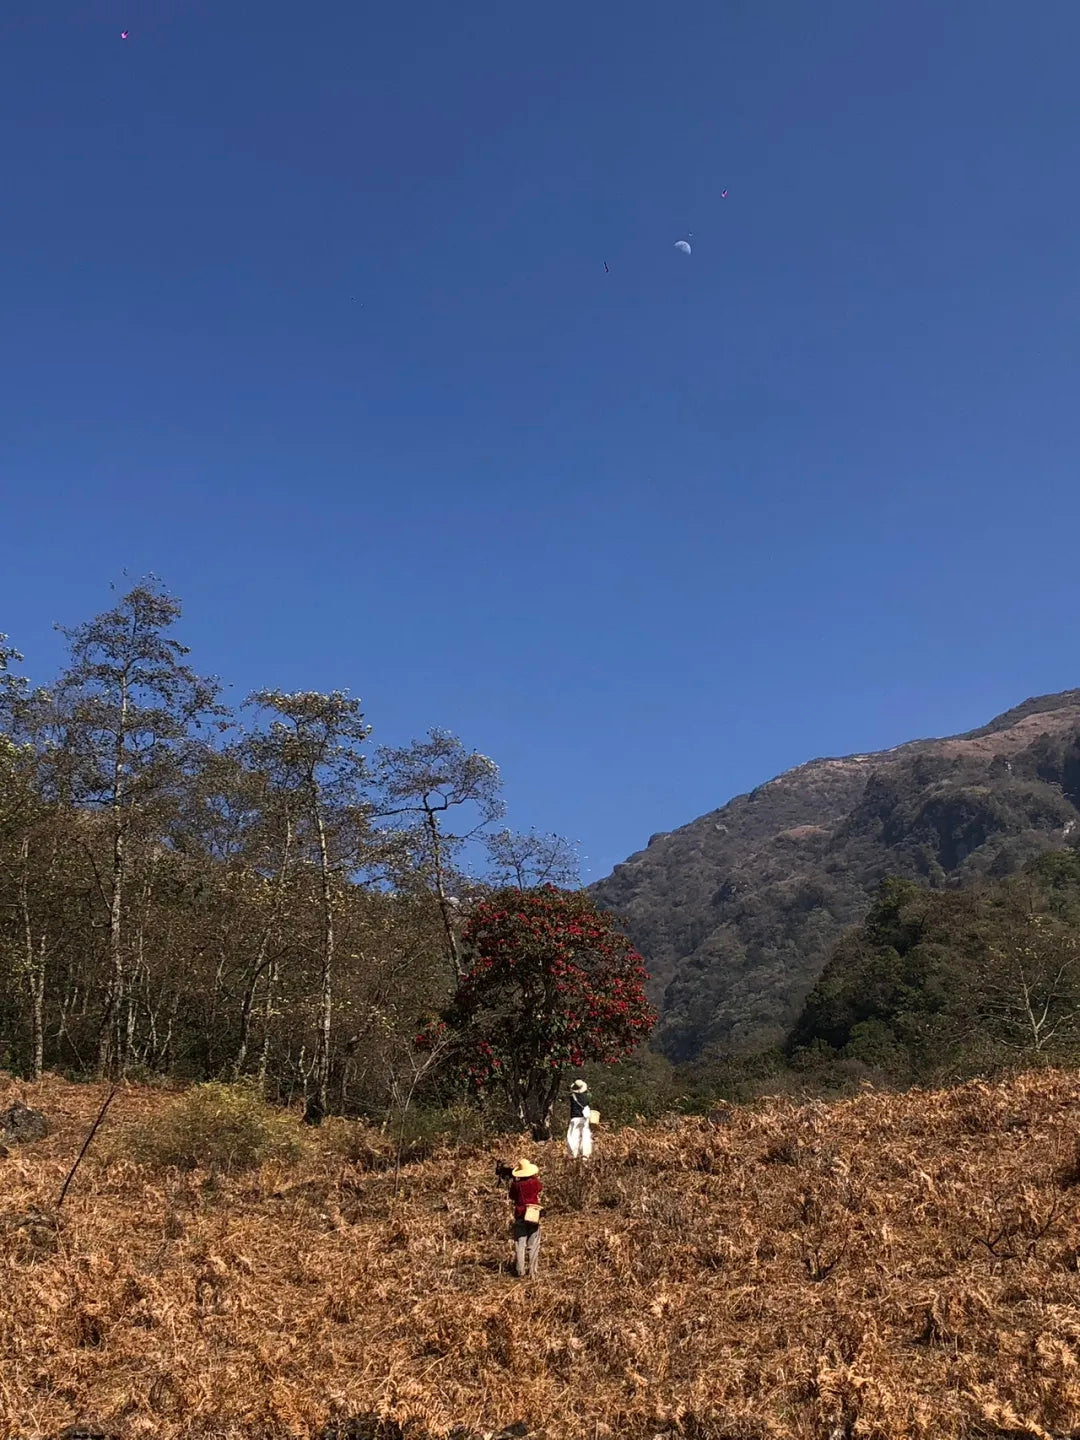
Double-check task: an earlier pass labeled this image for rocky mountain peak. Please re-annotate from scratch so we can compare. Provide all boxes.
[592,692,1080,1061]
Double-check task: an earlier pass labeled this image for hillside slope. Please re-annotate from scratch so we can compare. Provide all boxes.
[5,1072,1080,1440]
[592,691,1080,1059]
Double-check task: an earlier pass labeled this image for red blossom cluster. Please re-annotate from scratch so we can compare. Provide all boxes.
[415,886,656,1111]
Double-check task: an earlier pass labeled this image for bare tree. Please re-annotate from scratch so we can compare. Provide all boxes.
[53,581,224,1075]
[980,915,1080,1057]
[0,745,51,1079]
[485,827,580,890]
[246,690,371,1123]
[0,641,41,1072]
[387,1024,455,1190]
[375,730,503,980]
[1,647,87,1078]
[0,636,27,718]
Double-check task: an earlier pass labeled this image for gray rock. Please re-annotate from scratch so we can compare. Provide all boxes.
[0,1101,49,1145]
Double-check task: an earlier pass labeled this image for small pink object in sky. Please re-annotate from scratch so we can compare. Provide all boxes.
[121,30,129,38]
[721,189,728,198]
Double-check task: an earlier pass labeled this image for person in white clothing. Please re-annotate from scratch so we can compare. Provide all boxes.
[566,1078,593,1160]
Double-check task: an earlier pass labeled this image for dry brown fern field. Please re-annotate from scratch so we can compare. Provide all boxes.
[4,1071,1080,1440]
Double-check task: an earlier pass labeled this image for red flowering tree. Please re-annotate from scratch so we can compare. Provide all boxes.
[417,885,655,1138]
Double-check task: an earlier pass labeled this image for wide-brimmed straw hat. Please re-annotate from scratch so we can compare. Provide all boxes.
[511,1159,539,1179]
[569,1079,588,1094]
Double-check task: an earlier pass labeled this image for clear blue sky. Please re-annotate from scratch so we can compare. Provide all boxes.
[2,1,1079,880]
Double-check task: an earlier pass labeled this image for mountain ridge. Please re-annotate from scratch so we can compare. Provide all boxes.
[592,690,1080,1060]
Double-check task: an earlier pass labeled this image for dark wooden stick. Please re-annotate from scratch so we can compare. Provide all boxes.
[55,1086,118,1215]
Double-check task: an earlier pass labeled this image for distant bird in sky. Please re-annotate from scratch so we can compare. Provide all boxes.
[721,189,728,198]
[120,30,129,38]
[604,261,610,273]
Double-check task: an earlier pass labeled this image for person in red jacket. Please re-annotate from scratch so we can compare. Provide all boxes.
[508,1158,542,1278]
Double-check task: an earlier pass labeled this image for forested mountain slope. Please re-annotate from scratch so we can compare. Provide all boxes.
[593,691,1080,1059]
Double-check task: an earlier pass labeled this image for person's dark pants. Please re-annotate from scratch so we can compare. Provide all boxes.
[513,1220,541,1277]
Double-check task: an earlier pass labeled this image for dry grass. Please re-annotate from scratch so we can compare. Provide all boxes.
[4,1070,1080,1439]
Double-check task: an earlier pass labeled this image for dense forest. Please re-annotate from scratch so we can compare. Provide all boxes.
[667,849,1080,1107]
[6,580,1080,1132]
[0,581,581,1122]
[789,849,1080,1081]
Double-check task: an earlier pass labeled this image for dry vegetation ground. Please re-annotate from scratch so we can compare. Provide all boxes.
[5,1071,1080,1440]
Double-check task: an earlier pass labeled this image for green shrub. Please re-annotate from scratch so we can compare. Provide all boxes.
[398,1101,492,1156]
[672,1046,794,1109]
[320,1104,492,1171]
[318,1117,394,1170]
[132,1081,305,1173]
[581,1046,680,1125]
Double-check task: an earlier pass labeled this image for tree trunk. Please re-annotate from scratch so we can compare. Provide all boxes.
[124,859,156,1074]
[522,1071,563,1141]
[234,817,292,1080]
[306,794,334,1124]
[234,955,264,1081]
[18,838,46,1082]
[257,949,278,1087]
[97,677,129,1076]
[425,802,462,980]
[29,942,45,1082]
